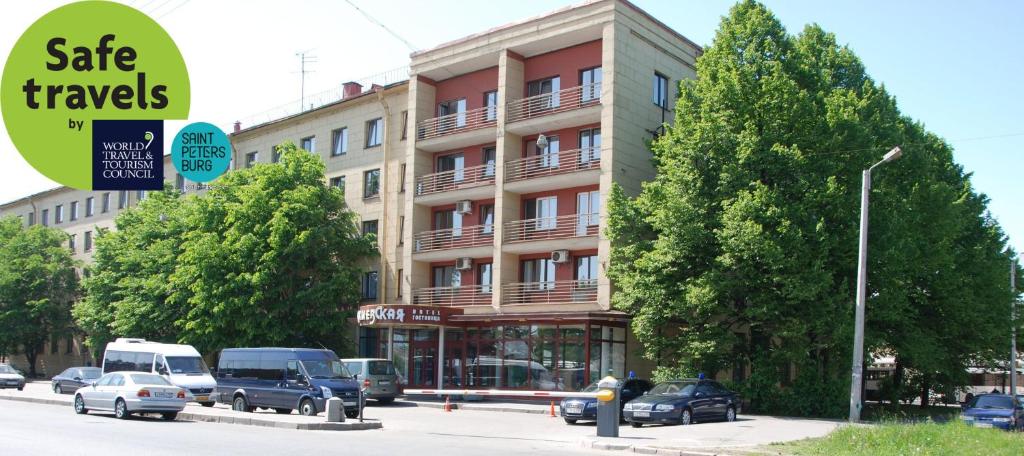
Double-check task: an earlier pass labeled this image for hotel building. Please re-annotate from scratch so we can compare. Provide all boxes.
[0,0,701,387]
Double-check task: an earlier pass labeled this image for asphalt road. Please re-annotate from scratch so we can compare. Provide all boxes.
[0,400,601,456]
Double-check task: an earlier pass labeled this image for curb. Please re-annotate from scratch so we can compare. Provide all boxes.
[580,438,748,456]
[0,394,382,431]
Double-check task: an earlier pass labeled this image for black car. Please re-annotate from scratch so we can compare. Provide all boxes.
[51,367,102,394]
[560,378,654,424]
[623,379,740,427]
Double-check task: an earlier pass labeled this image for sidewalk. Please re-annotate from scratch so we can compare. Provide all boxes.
[1,381,381,431]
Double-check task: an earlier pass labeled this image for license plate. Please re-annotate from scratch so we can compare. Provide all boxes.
[974,423,992,428]
[343,401,357,407]
[5,381,16,385]
[566,406,582,414]
[195,395,208,402]
[155,392,174,398]
[633,411,650,418]
[378,380,390,385]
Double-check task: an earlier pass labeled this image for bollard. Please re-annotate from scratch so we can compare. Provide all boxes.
[595,375,620,438]
[326,397,344,422]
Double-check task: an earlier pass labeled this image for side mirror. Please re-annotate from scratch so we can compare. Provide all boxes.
[695,392,705,398]
[297,375,308,385]
[73,376,82,381]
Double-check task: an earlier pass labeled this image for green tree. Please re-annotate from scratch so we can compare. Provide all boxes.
[607,0,1017,416]
[73,189,187,360]
[0,216,78,376]
[170,142,375,354]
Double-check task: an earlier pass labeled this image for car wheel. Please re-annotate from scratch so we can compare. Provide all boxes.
[564,418,578,425]
[274,408,292,415]
[232,395,252,413]
[726,406,737,422]
[53,383,60,394]
[631,422,643,428]
[161,412,178,421]
[17,386,23,391]
[200,402,215,408]
[114,399,130,419]
[299,399,316,416]
[74,395,88,414]
[345,409,360,419]
[679,408,692,425]
[377,397,395,405]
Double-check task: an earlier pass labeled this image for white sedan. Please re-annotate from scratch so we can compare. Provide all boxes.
[74,371,187,420]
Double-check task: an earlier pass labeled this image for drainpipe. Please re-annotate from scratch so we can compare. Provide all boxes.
[375,87,391,303]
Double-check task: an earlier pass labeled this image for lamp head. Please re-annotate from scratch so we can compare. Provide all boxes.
[882,146,902,163]
[536,134,548,150]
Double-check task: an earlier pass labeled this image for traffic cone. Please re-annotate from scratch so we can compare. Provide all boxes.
[444,395,452,412]
[550,400,556,417]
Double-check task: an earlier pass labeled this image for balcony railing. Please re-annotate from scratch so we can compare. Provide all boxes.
[415,163,495,196]
[412,284,493,307]
[502,280,597,305]
[417,105,497,140]
[414,224,494,253]
[506,83,601,124]
[503,213,599,243]
[505,148,600,182]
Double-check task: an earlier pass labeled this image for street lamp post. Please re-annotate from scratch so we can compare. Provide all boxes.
[1011,259,1018,396]
[849,146,902,423]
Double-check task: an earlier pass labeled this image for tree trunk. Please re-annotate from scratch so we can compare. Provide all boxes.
[891,357,905,408]
[24,348,38,378]
[919,377,930,409]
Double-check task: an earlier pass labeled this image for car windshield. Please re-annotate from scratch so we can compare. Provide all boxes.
[649,381,697,396]
[0,365,17,374]
[81,368,102,379]
[301,359,352,379]
[970,395,1014,409]
[166,356,210,375]
[131,374,173,385]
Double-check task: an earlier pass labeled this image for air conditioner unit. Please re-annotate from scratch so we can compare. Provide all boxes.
[455,200,473,214]
[455,257,473,270]
[551,250,570,263]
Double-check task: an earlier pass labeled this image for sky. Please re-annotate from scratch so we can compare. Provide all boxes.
[1,0,1021,253]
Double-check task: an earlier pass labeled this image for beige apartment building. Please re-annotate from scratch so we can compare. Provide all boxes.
[0,0,701,387]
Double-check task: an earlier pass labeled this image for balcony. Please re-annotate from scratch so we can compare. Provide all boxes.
[505,83,602,135]
[414,163,495,205]
[412,285,493,307]
[504,148,601,193]
[501,280,597,306]
[501,213,599,254]
[412,224,494,261]
[416,106,497,152]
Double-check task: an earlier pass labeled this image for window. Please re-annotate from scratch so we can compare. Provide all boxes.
[362,271,379,300]
[136,190,146,202]
[397,269,403,298]
[329,176,346,192]
[482,147,496,177]
[363,169,380,198]
[527,135,560,168]
[27,212,35,226]
[331,128,348,156]
[527,76,560,110]
[437,99,467,131]
[580,67,602,103]
[484,91,498,121]
[479,204,494,234]
[246,151,258,168]
[68,233,76,252]
[41,209,49,226]
[362,220,379,237]
[576,190,600,235]
[70,201,78,221]
[579,128,601,163]
[523,196,557,230]
[301,136,316,153]
[575,255,598,286]
[176,174,185,192]
[437,153,464,181]
[400,110,408,140]
[653,72,669,108]
[84,231,93,252]
[399,164,406,192]
[479,263,493,293]
[85,197,94,217]
[432,265,460,288]
[55,204,64,224]
[398,216,405,245]
[365,118,383,147]
[118,191,127,209]
[521,258,555,290]
[271,145,282,163]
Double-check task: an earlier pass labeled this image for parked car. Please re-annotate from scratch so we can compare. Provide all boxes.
[561,378,653,424]
[215,348,361,418]
[343,358,400,404]
[73,371,186,420]
[52,367,102,394]
[102,338,217,407]
[959,394,1024,431]
[622,379,741,427]
[0,364,26,390]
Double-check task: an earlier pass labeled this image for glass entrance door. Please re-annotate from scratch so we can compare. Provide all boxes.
[410,329,438,387]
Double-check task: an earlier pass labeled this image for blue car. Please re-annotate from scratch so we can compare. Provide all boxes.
[622,379,740,427]
[960,394,1024,431]
[560,378,653,424]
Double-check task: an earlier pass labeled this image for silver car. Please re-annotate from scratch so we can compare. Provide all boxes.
[0,364,26,390]
[343,358,399,403]
[74,371,186,420]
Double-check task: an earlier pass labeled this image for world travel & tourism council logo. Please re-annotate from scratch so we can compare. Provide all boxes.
[1,1,190,190]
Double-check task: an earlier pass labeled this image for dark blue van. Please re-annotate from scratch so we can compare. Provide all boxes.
[214,348,361,417]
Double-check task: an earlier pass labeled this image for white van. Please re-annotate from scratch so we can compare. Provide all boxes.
[102,338,217,406]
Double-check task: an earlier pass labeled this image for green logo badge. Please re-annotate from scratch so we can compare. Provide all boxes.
[1,1,190,190]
